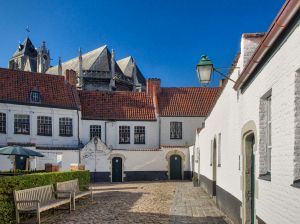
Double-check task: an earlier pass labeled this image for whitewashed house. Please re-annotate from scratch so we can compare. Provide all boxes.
[0,67,221,182]
[193,0,300,223]
[78,78,221,182]
[0,69,81,171]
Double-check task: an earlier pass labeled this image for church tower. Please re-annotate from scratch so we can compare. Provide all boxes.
[37,41,50,73]
[9,37,37,72]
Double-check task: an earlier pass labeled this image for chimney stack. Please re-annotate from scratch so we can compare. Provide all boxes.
[241,33,265,70]
[65,69,77,86]
[147,78,161,114]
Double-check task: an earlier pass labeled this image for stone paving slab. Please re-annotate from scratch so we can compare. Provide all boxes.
[34,181,232,224]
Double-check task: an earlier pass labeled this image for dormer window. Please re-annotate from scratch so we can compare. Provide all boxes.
[30,90,41,103]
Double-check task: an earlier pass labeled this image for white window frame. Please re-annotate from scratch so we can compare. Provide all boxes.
[266,96,272,173]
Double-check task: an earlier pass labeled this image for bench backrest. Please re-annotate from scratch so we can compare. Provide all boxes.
[14,185,54,209]
[56,179,80,193]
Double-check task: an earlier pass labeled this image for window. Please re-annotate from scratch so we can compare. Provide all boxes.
[0,113,6,133]
[259,91,272,180]
[59,118,73,136]
[134,126,145,144]
[170,122,182,139]
[90,125,101,140]
[30,91,41,103]
[37,116,52,136]
[14,114,30,134]
[119,126,130,144]
[266,96,272,174]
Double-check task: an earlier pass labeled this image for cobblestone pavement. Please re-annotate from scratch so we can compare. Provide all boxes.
[40,181,231,224]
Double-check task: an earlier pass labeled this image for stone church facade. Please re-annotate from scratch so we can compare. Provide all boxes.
[8,38,146,92]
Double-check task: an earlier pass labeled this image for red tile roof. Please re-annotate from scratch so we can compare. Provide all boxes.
[158,87,222,117]
[0,68,80,109]
[79,91,156,121]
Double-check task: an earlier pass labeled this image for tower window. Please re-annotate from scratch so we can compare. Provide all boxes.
[30,91,41,103]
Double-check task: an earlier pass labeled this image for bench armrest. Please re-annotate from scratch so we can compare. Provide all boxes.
[54,191,72,199]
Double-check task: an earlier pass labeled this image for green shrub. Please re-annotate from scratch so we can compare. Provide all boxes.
[0,170,90,224]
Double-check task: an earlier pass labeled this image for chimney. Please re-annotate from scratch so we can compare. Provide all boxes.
[219,79,227,87]
[65,69,77,86]
[241,33,265,70]
[147,78,161,114]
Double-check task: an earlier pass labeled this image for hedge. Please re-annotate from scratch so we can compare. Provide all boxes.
[0,170,90,224]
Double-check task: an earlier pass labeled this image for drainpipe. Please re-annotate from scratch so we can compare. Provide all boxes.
[158,116,161,147]
[77,109,81,164]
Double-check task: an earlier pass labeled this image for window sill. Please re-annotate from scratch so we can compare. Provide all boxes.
[59,135,73,137]
[291,180,300,188]
[170,138,183,140]
[14,133,30,135]
[0,132,6,134]
[37,134,52,137]
[258,173,271,181]
[134,143,145,145]
[119,143,130,144]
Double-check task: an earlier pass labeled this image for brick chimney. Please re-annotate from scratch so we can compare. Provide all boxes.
[147,78,161,114]
[241,33,265,69]
[64,69,77,86]
[219,79,227,87]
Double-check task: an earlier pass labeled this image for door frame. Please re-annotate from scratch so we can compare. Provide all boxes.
[166,150,186,180]
[241,121,257,224]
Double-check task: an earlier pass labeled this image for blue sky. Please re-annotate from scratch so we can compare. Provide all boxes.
[0,0,284,87]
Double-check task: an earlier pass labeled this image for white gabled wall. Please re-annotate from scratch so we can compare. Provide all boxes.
[196,22,300,223]
[160,117,204,146]
[81,120,159,149]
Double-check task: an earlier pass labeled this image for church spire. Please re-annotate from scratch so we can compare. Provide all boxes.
[78,48,83,87]
[58,57,62,76]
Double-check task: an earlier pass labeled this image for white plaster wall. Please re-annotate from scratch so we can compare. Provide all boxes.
[0,103,80,147]
[81,145,190,173]
[35,149,79,171]
[196,24,300,223]
[81,120,159,149]
[160,117,204,146]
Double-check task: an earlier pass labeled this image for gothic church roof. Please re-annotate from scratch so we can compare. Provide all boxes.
[12,37,37,58]
[117,56,146,85]
[46,45,123,75]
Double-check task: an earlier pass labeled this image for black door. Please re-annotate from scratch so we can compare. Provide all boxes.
[170,155,182,180]
[15,155,28,170]
[112,157,122,182]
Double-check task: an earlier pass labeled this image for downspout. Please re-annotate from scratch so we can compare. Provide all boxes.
[70,84,81,164]
[158,116,161,147]
[77,109,81,164]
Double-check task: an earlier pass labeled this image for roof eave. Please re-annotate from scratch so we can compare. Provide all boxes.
[233,0,300,91]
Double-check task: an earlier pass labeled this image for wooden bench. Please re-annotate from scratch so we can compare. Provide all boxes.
[56,179,93,210]
[14,185,72,224]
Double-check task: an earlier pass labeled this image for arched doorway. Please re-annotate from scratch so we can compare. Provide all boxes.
[170,155,182,180]
[212,138,217,197]
[243,132,255,224]
[112,157,122,182]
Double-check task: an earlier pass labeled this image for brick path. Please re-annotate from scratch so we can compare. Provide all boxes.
[41,181,231,224]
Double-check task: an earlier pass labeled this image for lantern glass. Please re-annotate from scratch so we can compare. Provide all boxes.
[196,55,214,84]
[197,64,213,84]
